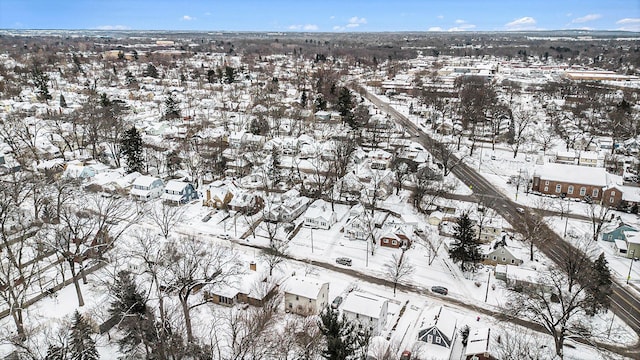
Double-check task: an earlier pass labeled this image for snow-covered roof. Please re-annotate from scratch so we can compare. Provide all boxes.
[165,179,190,192]
[341,291,387,319]
[533,163,608,187]
[418,306,458,341]
[133,175,161,188]
[284,276,327,299]
[464,327,491,356]
[304,199,334,221]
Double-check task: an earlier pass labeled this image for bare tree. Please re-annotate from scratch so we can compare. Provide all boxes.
[586,201,612,242]
[225,297,280,360]
[162,238,241,343]
[384,253,414,296]
[432,141,465,177]
[505,240,611,358]
[493,325,556,360]
[148,202,185,239]
[508,106,534,159]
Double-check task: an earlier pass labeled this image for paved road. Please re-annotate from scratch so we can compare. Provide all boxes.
[358,87,640,358]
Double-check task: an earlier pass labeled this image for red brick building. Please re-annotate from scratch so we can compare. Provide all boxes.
[531,163,608,201]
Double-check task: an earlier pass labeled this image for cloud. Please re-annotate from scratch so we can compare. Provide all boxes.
[448,24,476,32]
[288,24,319,31]
[437,15,444,19]
[572,14,602,23]
[454,19,466,24]
[204,12,211,16]
[428,26,443,31]
[330,16,335,20]
[182,15,194,21]
[616,18,640,31]
[346,16,367,28]
[505,16,537,30]
[333,25,344,31]
[95,25,130,30]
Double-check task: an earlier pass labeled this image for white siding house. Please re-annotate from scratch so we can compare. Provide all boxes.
[130,175,164,201]
[341,292,388,335]
[283,276,329,315]
[303,199,337,230]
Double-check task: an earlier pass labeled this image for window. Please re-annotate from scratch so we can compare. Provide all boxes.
[296,295,299,300]
[544,186,549,192]
[392,240,398,246]
[568,185,574,194]
[511,259,515,264]
[427,335,433,343]
[592,189,599,197]
[502,257,506,262]
[492,256,497,260]
[580,187,586,196]
[435,337,441,344]
[612,191,616,196]
[545,180,549,185]
[608,235,613,240]
[555,184,562,193]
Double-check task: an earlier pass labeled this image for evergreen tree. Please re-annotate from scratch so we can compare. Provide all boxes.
[124,70,137,87]
[59,94,67,108]
[300,90,308,108]
[121,126,144,173]
[319,306,358,360]
[314,95,327,111]
[223,66,236,84]
[110,271,156,355]
[143,63,159,78]
[69,311,99,360]
[164,93,181,120]
[449,212,481,271]
[268,148,282,185]
[44,345,66,360]
[32,65,52,102]
[586,253,612,315]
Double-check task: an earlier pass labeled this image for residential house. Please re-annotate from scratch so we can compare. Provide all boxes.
[228,191,263,214]
[482,243,523,266]
[555,151,576,165]
[314,110,331,121]
[283,276,330,315]
[578,151,599,167]
[531,163,608,201]
[161,180,198,204]
[474,220,503,243]
[464,327,497,360]
[614,230,640,258]
[130,175,164,201]
[602,222,637,242]
[303,199,337,230]
[203,180,238,209]
[495,264,551,292]
[204,262,278,307]
[265,190,310,222]
[228,131,247,148]
[377,226,412,249]
[603,185,640,209]
[368,149,393,170]
[341,291,389,336]
[416,306,458,359]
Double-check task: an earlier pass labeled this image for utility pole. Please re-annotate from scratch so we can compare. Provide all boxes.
[627,249,635,285]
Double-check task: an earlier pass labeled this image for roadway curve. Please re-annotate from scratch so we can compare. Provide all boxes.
[359,87,640,358]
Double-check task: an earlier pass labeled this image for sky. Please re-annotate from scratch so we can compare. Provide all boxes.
[0,0,639,32]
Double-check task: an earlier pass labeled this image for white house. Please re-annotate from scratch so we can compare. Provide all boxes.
[161,180,198,204]
[341,291,388,335]
[130,175,164,201]
[283,276,330,315]
[303,199,337,230]
[414,306,459,360]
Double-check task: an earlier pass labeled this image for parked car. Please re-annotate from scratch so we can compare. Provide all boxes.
[201,213,212,222]
[219,233,230,240]
[431,286,448,295]
[336,257,352,266]
[400,350,412,360]
[516,207,525,214]
[331,296,343,309]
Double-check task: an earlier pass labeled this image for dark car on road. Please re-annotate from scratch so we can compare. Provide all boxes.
[431,286,448,295]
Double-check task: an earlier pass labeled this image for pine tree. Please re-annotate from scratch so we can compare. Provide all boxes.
[69,311,99,360]
[59,94,67,108]
[449,212,481,271]
[586,253,612,315]
[121,126,143,173]
[110,271,156,355]
[125,70,137,87]
[164,93,181,120]
[143,63,159,78]
[300,90,308,108]
[44,345,66,360]
[32,66,52,102]
[268,148,282,185]
[319,306,358,360]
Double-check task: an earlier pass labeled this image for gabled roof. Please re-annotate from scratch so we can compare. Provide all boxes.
[133,175,162,188]
[418,306,458,342]
[464,327,491,356]
[342,291,387,319]
[534,163,608,187]
[284,276,328,299]
[165,180,191,192]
